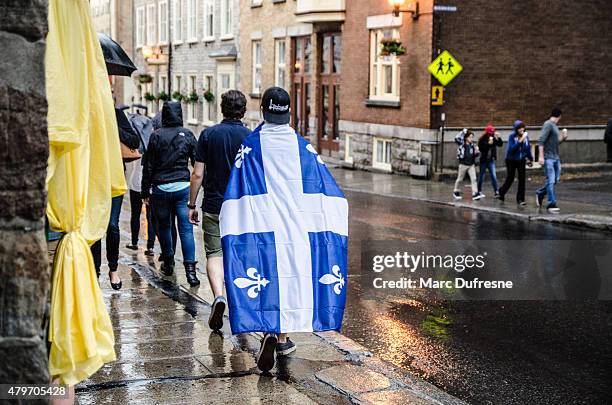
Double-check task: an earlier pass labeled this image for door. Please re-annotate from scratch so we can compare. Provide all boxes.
[318,32,341,155]
[216,61,235,122]
[291,36,312,138]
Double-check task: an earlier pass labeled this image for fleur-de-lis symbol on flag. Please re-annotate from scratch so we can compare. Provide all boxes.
[319,265,345,295]
[306,144,325,165]
[233,267,270,299]
[235,145,252,168]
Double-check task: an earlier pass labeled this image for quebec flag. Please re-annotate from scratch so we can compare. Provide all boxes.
[220,123,349,334]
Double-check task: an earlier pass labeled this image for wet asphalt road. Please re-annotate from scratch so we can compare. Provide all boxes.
[341,190,612,405]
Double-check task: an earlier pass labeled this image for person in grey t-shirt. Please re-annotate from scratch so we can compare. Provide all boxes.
[535,107,569,212]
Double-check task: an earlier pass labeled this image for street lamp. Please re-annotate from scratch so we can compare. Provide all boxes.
[389,0,419,20]
[141,45,154,60]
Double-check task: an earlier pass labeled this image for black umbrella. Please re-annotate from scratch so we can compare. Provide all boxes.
[98,33,137,77]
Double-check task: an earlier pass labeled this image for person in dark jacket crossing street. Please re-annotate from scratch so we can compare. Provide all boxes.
[477,124,503,196]
[142,101,200,286]
[497,120,534,204]
[453,129,484,200]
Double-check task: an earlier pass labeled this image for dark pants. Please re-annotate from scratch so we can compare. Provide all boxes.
[129,189,155,249]
[607,143,612,163]
[150,186,195,264]
[498,159,527,203]
[92,194,124,273]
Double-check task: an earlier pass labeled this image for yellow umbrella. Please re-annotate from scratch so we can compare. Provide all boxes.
[45,0,127,385]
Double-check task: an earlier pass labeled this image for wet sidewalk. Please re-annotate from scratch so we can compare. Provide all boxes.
[329,166,612,232]
[75,228,464,404]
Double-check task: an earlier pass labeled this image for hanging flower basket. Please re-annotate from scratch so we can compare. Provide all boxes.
[137,73,153,84]
[380,39,406,57]
[187,91,199,104]
[157,91,170,102]
[172,91,184,102]
[203,90,215,103]
[144,92,156,102]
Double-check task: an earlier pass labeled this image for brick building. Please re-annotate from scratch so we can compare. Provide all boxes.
[132,0,241,135]
[340,0,612,174]
[239,0,346,157]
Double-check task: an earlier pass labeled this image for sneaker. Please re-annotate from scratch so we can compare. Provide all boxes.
[144,248,155,256]
[453,192,462,200]
[518,201,526,206]
[494,191,500,198]
[257,334,278,372]
[547,204,561,213]
[276,338,296,356]
[536,193,543,207]
[473,192,485,200]
[208,296,226,331]
[496,193,505,201]
[125,243,138,250]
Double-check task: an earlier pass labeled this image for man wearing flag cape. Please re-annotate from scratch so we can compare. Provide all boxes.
[220,87,349,371]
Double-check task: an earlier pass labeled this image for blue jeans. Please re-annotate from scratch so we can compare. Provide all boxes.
[91,194,124,272]
[477,159,498,193]
[536,158,561,207]
[150,186,195,264]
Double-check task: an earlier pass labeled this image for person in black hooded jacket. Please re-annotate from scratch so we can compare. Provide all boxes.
[141,101,200,286]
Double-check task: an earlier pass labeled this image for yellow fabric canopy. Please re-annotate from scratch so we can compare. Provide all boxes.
[46,0,127,385]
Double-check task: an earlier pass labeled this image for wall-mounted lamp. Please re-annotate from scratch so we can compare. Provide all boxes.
[389,0,419,20]
[141,46,168,65]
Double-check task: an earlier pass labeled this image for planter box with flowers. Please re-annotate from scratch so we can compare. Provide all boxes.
[187,91,199,104]
[203,90,215,103]
[172,91,185,102]
[137,73,153,84]
[157,91,170,102]
[379,39,406,57]
[144,92,156,102]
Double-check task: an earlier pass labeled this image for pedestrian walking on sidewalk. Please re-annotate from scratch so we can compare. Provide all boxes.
[125,113,156,256]
[535,108,569,213]
[477,124,503,196]
[91,106,141,290]
[453,129,484,200]
[142,101,200,286]
[497,120,534,205]
[604,118,612,163]
[188,90,251,331]
[220,87,348,372]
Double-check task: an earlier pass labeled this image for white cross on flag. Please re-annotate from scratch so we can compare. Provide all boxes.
[220,123,349,334]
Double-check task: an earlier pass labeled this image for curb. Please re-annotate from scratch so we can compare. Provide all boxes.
[341,186,612,233]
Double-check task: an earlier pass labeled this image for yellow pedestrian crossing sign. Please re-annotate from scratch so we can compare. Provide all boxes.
[431,86,444,106]
[428,50,463,86]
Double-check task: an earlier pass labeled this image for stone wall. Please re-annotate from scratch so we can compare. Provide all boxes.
[0,0,50,384]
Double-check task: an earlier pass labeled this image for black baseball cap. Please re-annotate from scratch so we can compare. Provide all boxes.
[261,87,290,124]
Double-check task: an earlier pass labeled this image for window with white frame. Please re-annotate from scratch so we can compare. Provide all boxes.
[203,0,214,40]
[158,1,168,44]
[252,41,262,94]
[202,74,215,124]
[158,74,167,98]
[187,75,197,123]
[373,137,392,171]
[275,39,286,89]
[221,0,232,38]
[251,0,263,6]
[344,134,354,164]
[146,4,156,45]
[369,28,401,102]
[172,0,182,42]
[174,74,182,101]
[136,7,145,47]
[187,0,197,41]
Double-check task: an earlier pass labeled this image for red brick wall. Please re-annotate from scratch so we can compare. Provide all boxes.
[436,0,612,128]
[340,0,435,128]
